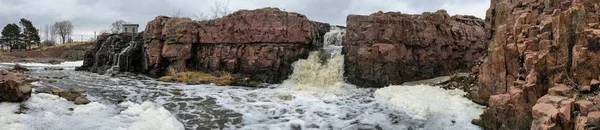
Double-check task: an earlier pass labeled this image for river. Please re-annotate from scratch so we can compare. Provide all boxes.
[0,27,484,130]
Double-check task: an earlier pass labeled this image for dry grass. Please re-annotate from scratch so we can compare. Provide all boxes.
[0,55,17,62]
[38,42,89,51]
[2,42,93,62]
[158,68,233,86]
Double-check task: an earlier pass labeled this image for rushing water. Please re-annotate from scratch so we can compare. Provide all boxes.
[0,27,484,130]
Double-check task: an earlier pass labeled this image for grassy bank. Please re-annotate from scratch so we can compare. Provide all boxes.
[0,42,93,63]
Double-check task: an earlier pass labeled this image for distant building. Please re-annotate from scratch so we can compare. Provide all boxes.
[122,24,139,33]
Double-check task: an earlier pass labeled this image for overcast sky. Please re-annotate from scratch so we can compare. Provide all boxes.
[0,0,490,41]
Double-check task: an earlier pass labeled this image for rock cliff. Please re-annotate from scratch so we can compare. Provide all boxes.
[144,8,330,84]
[80,8,330,85]
[344,10,487,87]
[472,0,600,129]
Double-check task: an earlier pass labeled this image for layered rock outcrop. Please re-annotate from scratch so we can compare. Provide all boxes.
[472,0,600,129]
[143,8,330,84]
[80,8,330,85]
[344,10,487,87]
[0,69,31,102]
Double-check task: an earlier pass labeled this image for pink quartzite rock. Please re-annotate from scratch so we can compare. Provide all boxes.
[344,10,486,87]
[474,0,600,129]
[142,8,330,84]
[0,69,31,102]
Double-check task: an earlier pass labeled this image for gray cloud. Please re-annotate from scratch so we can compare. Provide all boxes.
[0,0,490,41]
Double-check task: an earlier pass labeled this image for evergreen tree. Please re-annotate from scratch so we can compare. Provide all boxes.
[19,18,40,49]
[1,23,21,51]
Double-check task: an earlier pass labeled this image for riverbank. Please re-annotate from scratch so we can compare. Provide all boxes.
[0,42,93,63]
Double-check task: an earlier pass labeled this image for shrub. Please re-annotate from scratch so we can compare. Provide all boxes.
[158,68,232,86]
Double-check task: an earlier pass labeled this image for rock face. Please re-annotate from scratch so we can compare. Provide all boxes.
[77,33,147,74]
[143,7,330,83]
[344,10,487,87]
[0,69,31,102]
[79,8,330,85]
[473,0,600,129]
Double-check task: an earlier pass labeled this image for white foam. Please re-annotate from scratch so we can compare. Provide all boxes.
[375,85,485,129]
[0,93,184,130]
[0,61,83,70]
[0,61,83,67]
[174,85,421,130]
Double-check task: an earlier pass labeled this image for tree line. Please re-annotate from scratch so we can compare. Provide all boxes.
[0,18,74,51]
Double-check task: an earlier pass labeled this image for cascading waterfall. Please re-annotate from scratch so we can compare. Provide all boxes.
[112,40,134,71]
[94,36,120,74]
[106,36,135,74]
[323,26,345,46]
[281,27,356,95]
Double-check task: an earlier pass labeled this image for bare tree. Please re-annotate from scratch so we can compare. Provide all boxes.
[210,0,230,19]
[194,13,209,21]
[110,20,127,34]
[40,25,52,45]
[172,8,182,17]
[53,20,74,44]
[49,25,57,43]
[41,24,55,43]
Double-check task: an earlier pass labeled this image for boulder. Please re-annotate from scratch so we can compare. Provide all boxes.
[548,84,572,97]
[13,64,29,71]
[575,115,588,130]
[45,87,90,105]
[74,96,90,105]
[575,100,593,116]
[0,69,31,102]
[588,111,600,128]
[473,0,600,129]
[530,95,574,130]
[344,10,486,87]
[44,67,64,70]
[473,86,531,130]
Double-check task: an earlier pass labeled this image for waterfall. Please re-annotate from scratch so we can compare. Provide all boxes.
[104,35,136,74]
[111,40,134,72]
[323,26,345,46]
[281,27,356,95]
